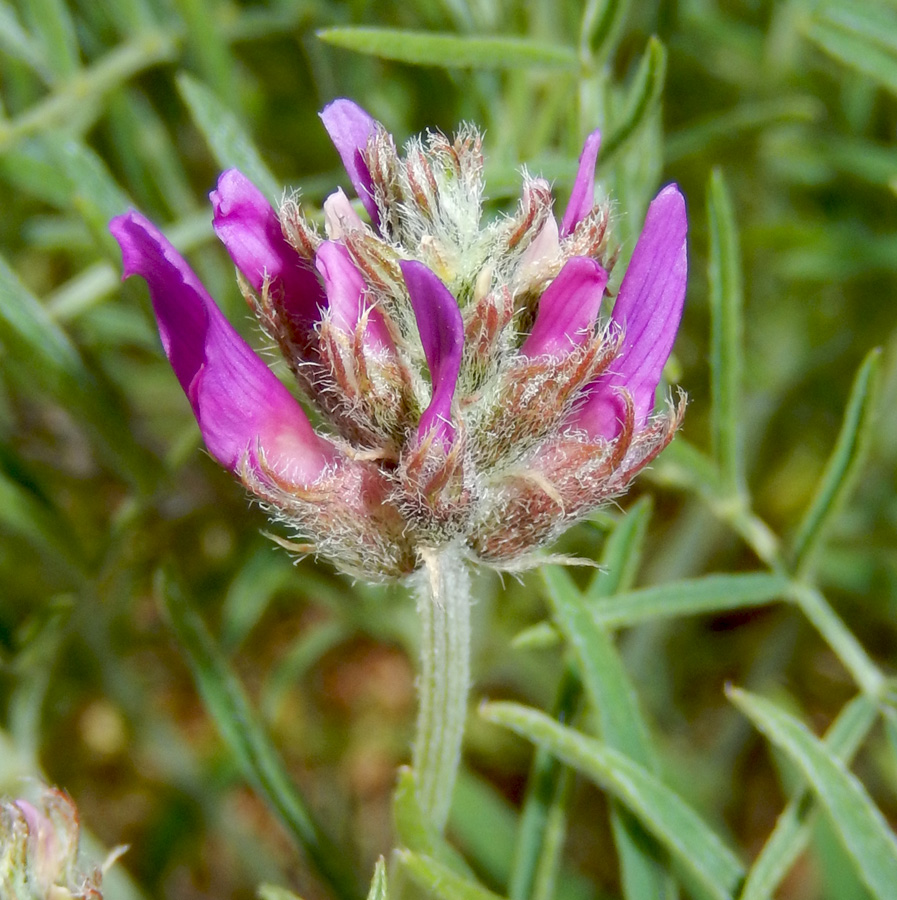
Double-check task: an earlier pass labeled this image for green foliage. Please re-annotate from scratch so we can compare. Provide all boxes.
[1,0,896,898]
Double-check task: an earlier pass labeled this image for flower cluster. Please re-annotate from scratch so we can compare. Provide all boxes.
[0,788,104,900]
[111,100,686,580]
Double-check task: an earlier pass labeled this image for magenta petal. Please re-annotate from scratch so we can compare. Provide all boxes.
[110,211,336,483]
[211,169,324,331]
[559,129,601,238]
[570,184,688,439]
[315,241,393,352]
[320,99,380,229]
[399,260,464,446]
[520,256,608,358]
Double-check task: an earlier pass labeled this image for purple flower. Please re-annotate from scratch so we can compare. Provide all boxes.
[568,185,687,439]
[111,101,686,577]
[110,211,336,485]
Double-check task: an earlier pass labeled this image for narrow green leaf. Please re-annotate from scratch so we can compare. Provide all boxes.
[729,688,897,900]
[590,572,789,629]
[398,850,504,900]
[483,702,744,900]
[600,37,667,163]
[805,6,897,97]
[261,621,347,722]
[317,28,580,71]
[740,694,878,900]
[366,858,388,900]
[220,549,295,652]
[53,138,133,255]
[0,31,177,153]
[0,3,51,82]
[176,73,280,203]
[707,169,744,495]
[0,469,84,577]
[451,770,518,888]
[543,566,670,900]
[585,496,653,602]
[171,0,238,103]
[515,572,788,647]
[393,767,474,876]
[160,574,361,900]
[790,349,881,576]
[580,0,630,63]
[509,664,580,900]
[544,567,655,768]
[258,887,304,900]
[21,0,80,79]
[0,252,156,490]
[665,98,821,165]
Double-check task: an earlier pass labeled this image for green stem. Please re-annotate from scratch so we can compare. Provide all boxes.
[412,545,471,834]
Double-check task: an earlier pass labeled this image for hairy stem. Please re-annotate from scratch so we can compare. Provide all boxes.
[412,544,471,833]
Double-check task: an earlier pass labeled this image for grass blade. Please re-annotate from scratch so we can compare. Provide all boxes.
[729,687,897,900]
[160,572,361,900]
[317,28,580,71]
[789,348,881,576]
[707,169,744,495]
[483,702,744,900]
[176,73,280,203]
[600,37,667,163]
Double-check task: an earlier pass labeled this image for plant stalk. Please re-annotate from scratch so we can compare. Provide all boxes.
[412,544,471,833]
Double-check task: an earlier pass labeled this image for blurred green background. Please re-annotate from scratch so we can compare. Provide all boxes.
[1,0,897,898]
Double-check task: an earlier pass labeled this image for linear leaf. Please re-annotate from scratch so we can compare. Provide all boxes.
[544,567,655,768]
[729,688,897,900]
[398,850,505,900]
[586,496,653,602]
[0,3,51,82]
[160,574,360,900]
[600,37,667,163]
[590,572,789,629]
[483,702,744,900]
[0,252,156,490]
[665,97,821,165]
[707,169,744,494]
[393,767,474,876]
[366,858,388,900]
[451,770,518,888]
[0,469,84,577]
[176,73,280,203]
[543,566,670,900]
[739,694,878,900]
[805,6,897,97]
[509,664,580,900]
[21,0,80,79]
[317,28,580,71]
[580,0,630,63]
[790,348,881,576]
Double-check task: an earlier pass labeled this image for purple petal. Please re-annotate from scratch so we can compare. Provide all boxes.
[559,129,601,238]
[520,256,608,358]
[399,260,464,446]
[110,211,336,484]
[320,99,380,229]
[315,241,394,352]
[211,169,324,331]
[569,184,687,439]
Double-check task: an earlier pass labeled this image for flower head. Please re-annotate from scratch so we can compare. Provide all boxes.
[111,99,686,578]
[0,788,107,899]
